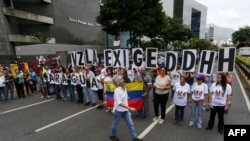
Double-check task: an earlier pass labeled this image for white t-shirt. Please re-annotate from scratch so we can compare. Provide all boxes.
[173,83,190,106]
[0,76,6,87]
[170,70,182,86]
[113,87,129,112]
[191,82,208,101]
[127,69,134,82]
[210,83,232,106]
[96,75,104,89]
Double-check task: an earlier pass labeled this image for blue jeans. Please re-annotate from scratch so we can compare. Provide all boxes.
[61,85,67,99]
[6,83,14,100]
[110,110,137,139]
[0,86,7,101]
[55,85,62,99]
[68,84,75,101]
[84,87,96,104]
[189,100,204,126]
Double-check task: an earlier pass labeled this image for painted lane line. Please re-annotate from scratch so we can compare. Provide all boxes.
[35,105,98,132]
[138,104,175,139]
[0,99,55,115]
[234,71,250,113]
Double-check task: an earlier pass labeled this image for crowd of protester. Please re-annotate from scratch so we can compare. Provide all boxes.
[0,60,233,137]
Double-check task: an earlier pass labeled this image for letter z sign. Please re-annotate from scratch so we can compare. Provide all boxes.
[224,125,250,141]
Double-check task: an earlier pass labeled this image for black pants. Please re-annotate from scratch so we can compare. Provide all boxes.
[207,106,225,132]
[154,93,169,119]
[175,105,185,121]
[97,89,104,100]
[76,84,83,103]
[16,83,25,98]
[25,82,34,95]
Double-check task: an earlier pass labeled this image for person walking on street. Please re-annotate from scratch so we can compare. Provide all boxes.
[109,77,143,141]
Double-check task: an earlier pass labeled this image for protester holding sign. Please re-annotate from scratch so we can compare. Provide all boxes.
[74,66,84,104]
[136,67,152,119]
[224,72,232,114]
[188,74,208,129]
[170,64,182,102]
[104,67,114,112]
[95,68,104,109]
[153,67,171,124]
[3,68,14,100]
[23,69,34,96]
[0,73,7,101]
[14,69,25,98]
[66,68,75,102]
[83,66,96,106]
[205,73,232,134]
[172,76,190,125]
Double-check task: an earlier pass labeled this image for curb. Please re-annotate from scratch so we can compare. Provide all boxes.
[235,64,250,92]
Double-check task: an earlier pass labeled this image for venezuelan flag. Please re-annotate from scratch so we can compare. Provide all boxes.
[105,81,144,110]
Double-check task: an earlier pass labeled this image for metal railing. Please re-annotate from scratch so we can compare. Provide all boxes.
[236,59,250,79]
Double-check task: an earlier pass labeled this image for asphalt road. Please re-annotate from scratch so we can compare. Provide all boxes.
[0,70,250,141]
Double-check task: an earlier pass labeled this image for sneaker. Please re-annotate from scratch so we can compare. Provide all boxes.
[178,121,183,125]
[133,138,143,141]
[106,109,112,112]
[173,120,178,124]
[197,125,202,129]
[84,102,90,106]
[110,136,119,141]
[159,119,164,124]
[188,123,193,127]
[218,130,224,135]
[205,127,211,131]
[40,96,44,98]
[152,117,158,122]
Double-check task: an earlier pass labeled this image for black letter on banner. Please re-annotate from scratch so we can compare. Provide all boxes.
[146,48,157,68]
[218,48,235,72]
[80,74,86,85]
[166,52,177,72]
[85,50,92,65]
[71,73,76,83]
[62,74,67,84]
[199,51,215,74]
[71,52,77,67]
[182,51,196,71]
[77,51,85,66]
[55,73,60,84]
[123,50,127,67]
[104,50,112,67]
[49,73,55,82]
[133,49,143,67]
[91,78,98,88]
[113,50,121,66]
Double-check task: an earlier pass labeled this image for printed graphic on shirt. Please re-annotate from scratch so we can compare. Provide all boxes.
[215,88,225,99]
[176,90,188,98]
[193,90,203,98]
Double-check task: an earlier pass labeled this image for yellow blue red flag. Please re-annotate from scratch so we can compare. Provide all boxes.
[105,81,144,110]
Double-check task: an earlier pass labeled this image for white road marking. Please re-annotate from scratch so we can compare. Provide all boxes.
[138,104,175,139]
[35,105,98,132]
[0,99,55,115]
[234,71,250,113]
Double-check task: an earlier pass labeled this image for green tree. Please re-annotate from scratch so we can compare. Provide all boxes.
[32,32,51,43]
[232,26,250,47]
[96,0,167,48]
[160,17,193,50]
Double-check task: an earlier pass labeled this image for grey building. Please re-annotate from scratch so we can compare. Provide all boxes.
[162,0,207,39]
[0,0,104,62]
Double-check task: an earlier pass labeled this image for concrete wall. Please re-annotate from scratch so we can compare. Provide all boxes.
[0,0,14,55]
